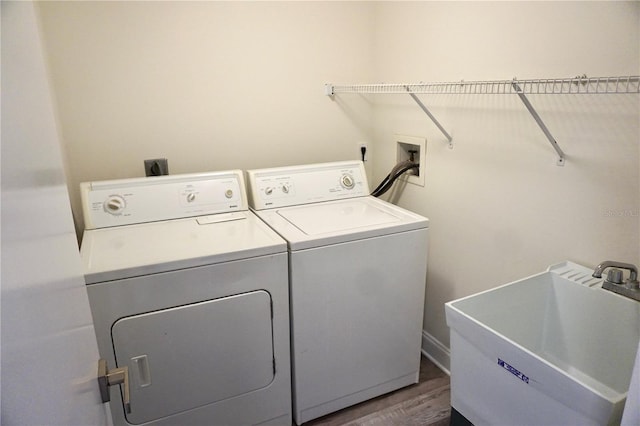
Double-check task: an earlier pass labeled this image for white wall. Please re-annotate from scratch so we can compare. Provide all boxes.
[37,1,639,370]
[37,1,375,234]
[370,1,640,367]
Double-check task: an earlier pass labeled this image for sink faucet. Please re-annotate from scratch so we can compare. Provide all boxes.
[592,260,638,283]
[593,260,640,302]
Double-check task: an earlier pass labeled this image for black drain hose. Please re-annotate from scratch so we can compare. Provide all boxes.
[371,160,419,198]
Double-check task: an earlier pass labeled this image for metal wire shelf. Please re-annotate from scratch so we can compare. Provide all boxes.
[325,76,640,96]
[325,75,640,166]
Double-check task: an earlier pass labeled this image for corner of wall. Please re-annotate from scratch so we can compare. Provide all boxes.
[422,329,450,375]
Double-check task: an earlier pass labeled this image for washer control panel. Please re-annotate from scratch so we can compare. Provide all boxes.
[81,171,247,229]
[246,161,369,210]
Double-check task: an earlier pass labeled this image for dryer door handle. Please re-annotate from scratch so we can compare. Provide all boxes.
[131,355,152,388]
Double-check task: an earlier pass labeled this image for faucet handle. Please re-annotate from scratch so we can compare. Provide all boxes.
[606,269,623,284]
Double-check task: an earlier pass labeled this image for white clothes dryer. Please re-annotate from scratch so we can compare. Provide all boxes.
[246,161,429,425]
[80,171,291,426]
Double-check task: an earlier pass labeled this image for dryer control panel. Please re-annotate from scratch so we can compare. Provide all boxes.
[246,161,369,210]
[81,171,247,229]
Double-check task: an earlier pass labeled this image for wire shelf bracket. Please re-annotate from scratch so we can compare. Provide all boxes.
[325,75,640,166]
[512,81,565,166]
[406,87,453,149]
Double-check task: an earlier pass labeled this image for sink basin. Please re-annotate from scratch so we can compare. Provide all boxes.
[445,261,640,426]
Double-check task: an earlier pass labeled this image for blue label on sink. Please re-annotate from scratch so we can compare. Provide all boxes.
[498,358,529,384]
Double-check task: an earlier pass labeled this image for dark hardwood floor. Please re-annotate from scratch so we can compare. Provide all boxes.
[304,356,451,426]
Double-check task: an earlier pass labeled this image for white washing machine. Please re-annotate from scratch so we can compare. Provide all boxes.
[246,161,429,424]
[80,171,292,426]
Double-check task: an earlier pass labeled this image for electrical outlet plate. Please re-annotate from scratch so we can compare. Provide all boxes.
[144,158,169,176]
[395,135,426,187]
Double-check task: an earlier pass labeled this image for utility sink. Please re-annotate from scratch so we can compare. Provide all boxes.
[445,261,640,426]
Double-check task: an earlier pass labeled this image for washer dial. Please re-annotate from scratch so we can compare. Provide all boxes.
[104,195,126,215]
[340,173,355,189]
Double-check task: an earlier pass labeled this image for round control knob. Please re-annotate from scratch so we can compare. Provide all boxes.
[103,195,126,215]
[340,173,355,189]
[186,193,196,203]
[281,184,290,194]
[225,189,234,199]
[265,187,274,196]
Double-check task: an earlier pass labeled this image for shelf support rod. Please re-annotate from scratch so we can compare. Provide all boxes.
[512,81,565,166]
[405,87,453,148]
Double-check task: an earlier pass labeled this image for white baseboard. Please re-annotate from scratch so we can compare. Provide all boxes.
[421,330,451,375]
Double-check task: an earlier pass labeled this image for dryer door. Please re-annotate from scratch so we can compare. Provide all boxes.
[111,290,275,425]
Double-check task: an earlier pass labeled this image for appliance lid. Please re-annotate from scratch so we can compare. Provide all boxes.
[277,199,401,235]
[253,196,428,251]
[81,211,286,283]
